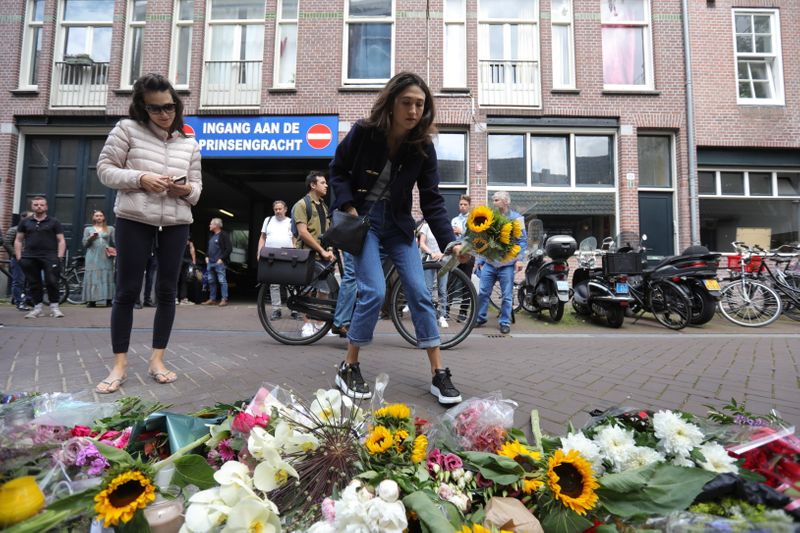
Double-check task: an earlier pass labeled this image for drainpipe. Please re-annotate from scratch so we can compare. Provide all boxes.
[426,0,431,82]
[681,0,700,245]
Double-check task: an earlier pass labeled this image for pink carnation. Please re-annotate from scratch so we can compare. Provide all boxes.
[218,439,236,461]
[232,412,271,434]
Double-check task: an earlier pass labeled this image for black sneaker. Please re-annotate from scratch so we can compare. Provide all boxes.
[431,368,462,404]
[290,310,300,319]
[336,361,372,399]
[499,324,511,334]
[270,309,282,320]
[474,319,487,327]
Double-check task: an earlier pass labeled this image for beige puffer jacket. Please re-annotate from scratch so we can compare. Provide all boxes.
[97,119,202,227]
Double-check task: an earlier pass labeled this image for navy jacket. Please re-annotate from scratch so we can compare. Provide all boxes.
[329,121,456,252]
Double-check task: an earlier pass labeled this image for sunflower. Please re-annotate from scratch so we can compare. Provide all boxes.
[94,470,156,527]
[546,449,599,515]
[459,525,512,533]
[374,403,411,420]
[393,429,410,452]
[410,435,428,463]
[502,244,521,263]
[499,223,512,244]
[471,236,490,254]
[366,426,394,455]
[497,440,541,461]
[522,478,544,494]
[467,206,494,233]
[511,218,523,239]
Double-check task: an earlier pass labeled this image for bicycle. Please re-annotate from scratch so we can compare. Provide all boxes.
[63,255,86,305]
[256,245,477,349]
[717,242,783,327]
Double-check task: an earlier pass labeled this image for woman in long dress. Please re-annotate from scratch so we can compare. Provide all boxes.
[82,210,115,307]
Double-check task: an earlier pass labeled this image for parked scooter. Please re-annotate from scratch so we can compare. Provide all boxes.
[571,236,635,328]
[517,219,577,322]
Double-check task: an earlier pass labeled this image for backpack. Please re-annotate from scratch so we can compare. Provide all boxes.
[290,196,313,239]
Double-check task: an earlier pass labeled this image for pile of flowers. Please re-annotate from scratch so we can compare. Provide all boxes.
[464,206,524,263]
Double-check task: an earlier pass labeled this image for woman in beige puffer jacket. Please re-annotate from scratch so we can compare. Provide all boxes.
[95,73,202,394]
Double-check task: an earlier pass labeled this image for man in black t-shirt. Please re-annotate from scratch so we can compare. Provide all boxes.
[14,197,67,318]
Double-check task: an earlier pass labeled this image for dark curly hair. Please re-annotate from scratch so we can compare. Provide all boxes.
[129,73,186,136]
[363,71,437,156]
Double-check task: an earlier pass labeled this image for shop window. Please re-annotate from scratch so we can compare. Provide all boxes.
[443,0,466,88]
[551,0,574,89]
[733,9,783,105]
[777,173,800,196]
[488,134,526,186]
[19,0,44,88]
[170,0,193,87]
[637,135,671,188]
[601,0,653,89]
[575,136,614,187]
[700,199,800,250]
[531,136,568,186]
[122,0,147,88]
[273,0,298,87]
[434,132,467,184]
[344,0,393,84]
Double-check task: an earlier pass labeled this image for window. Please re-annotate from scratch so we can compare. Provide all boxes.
[575,136,614,187]
[637,135,672,188]
[777,173,800,196]
[550,0,574,89]
[122,0,146,88]
[748,172,771,196]
[343,0,393,84]
[531,136,568,186]
[699,170,800,197]
[274,0,298,87]
[488,134,526,185]
[170,0,193,87]
[477,0,540,106]
[20,0,45,88]
[698,171,715,195]
[443,0,466,88]
[59,0,114,64]
[733,9,783,105]
[434,132,467,184]
[601,0,653,89]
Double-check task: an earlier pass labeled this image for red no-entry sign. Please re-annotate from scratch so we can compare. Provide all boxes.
[306,123,332,150]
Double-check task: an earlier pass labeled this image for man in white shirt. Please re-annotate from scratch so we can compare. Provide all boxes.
[257,200,294,320]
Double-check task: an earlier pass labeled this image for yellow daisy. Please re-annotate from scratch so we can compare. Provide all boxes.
[497,440,541,461]
[546,449,599,515]
[365,426,394,455]
[411,435,428,463]
[499,223,512,244]
[94,470,156,527]
[374,403,411,420]
[522,478,544,494]
[467,206,494,233]
[511,219,523,239]
[394,429,410,452]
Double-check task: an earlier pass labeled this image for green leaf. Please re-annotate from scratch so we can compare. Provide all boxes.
[93,441,133,465]
[355,470,379,481]
[171,454,217,490]
[3,510,75,533]
[595,525,618,533]
[597,464,654,493]
[116,509,151,533]
[402,491,456,533]
[539,504,593,533]
[459,451,524,485]
[45,488,96,513]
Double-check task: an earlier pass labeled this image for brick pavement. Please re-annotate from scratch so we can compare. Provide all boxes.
[1,302,798,436]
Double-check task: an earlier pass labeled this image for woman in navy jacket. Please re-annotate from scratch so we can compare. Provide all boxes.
[329,72,466,404]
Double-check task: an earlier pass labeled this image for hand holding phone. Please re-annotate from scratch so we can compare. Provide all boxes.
[171,175,187,185]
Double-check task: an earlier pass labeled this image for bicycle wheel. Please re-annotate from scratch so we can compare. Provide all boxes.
[780,274,800,322]
[718,279,782,327]
[647,280,691,330]
[257,262,339,345]
[489,281,522,313]
[389,263,476,350]
[66,267,86,304]
[58,275,69,305]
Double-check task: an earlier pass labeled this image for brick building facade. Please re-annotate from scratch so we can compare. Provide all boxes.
[0,0,797,289]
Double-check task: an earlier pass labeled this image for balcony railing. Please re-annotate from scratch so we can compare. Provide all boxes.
[50,61,109,108]
[201,60,262,107]
[478,59,540,107]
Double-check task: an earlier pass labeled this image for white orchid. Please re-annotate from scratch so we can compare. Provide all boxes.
[213,460,258,507]
[248,426,280,461]
[594,424,636,470]
[180,487,230,533]
[220,497,281,533]
[272,419,319,454]
[253,448,299,492]
[310,388,345,423]
[561,431,605,475]
[697,442,739,474]
[653,410,704,458]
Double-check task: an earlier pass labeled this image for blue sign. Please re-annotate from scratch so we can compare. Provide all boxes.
[183,115,339,158]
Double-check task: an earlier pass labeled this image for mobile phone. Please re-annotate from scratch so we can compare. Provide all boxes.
[171,175,187,184]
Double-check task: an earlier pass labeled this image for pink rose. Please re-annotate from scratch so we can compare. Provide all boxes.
[70,426,94,437]
[443,453,463,471]
[232,412,257,434]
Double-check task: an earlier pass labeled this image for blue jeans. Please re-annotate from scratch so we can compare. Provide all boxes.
[333,251,357,328]
[477,262,515,326]
[348,201,440,348]
[207,262,228,300]
[424,267,448,319]
[10,257,26,304]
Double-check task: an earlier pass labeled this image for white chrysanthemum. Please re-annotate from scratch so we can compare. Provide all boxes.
[620,446,666,471]
[561,431,605,475]
[593,424,636,470]
[653,410,704,458]
[671,455,695,468]
[697,442,738,474]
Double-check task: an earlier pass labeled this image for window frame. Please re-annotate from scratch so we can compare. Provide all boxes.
[55,0,115,63]
[600,0,654,91]
[169,0,193,89]
[434,130,469,187]
[637,133,675,191]
[272,0,298,88]
[486,128,618,192]
[341,0,395,86]
[19,0,45,89]
[731,8,784,106]
[120,0,147,90]
[442,0,467,89]
[550,0,575,90]
[698,168,800,199]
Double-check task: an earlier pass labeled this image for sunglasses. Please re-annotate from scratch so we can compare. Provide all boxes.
[145,103,177,115]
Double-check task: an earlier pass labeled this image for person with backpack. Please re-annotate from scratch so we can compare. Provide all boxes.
[257,200,294,320]
[292,171,335,337]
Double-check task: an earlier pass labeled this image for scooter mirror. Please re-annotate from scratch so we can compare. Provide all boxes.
[642,234,648,241]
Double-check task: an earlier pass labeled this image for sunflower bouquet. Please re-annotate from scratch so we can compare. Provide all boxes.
[463,206,524,264]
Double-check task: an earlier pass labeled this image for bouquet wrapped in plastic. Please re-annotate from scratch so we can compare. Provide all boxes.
[462,206,524,263]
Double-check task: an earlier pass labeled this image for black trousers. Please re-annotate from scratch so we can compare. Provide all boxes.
[111,218,189,353]
[19,256,60,305]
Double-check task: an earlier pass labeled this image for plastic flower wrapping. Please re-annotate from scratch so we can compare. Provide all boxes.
[1,387,799,532]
